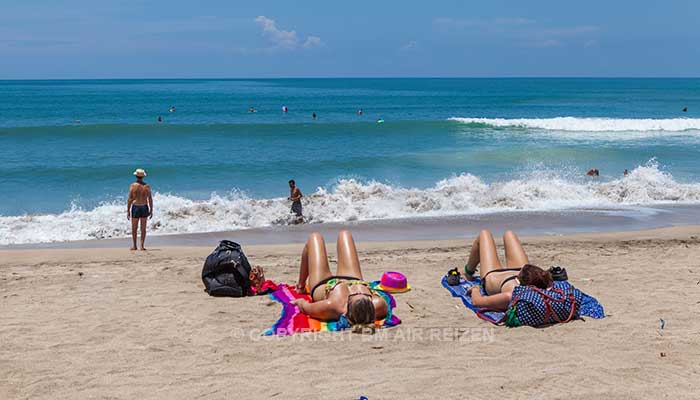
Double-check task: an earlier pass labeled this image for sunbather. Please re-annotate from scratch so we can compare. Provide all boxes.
[464,229,552,312]
[292,230,388,333]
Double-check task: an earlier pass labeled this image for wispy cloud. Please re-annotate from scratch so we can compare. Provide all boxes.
[303,36,322,49]
[255,16,322,50]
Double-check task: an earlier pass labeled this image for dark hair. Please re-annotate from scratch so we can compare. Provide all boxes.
[346,296,376,334]
[288,179,295,185]
[518,264,552,289]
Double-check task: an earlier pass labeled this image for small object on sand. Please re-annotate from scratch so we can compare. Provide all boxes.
[660,352,667,357]
[376,271,411,292]
[446,267,461,286]
[660,318,665,329]
[78,271,84,277]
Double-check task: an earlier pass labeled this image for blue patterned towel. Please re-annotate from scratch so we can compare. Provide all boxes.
[441,276,605,324]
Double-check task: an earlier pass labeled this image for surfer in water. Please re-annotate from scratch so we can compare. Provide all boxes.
[127,169,153,251]
[289,179,303,222]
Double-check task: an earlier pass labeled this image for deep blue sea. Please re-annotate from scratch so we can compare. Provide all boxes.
[1,78,700,244]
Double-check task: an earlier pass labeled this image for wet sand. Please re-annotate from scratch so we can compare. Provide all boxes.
[2,226,700,399]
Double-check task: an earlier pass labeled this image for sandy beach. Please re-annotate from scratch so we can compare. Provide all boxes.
[2,226,700,399]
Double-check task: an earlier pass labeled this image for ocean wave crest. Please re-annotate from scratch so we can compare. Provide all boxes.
[1,161,699,245]
[450,117,700,132]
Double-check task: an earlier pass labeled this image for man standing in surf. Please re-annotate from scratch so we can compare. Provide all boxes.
[288,179,303,223]
[127,168,153,250]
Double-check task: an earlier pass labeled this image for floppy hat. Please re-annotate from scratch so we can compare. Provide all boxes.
[133,168,147,177]
[376,271,411,293]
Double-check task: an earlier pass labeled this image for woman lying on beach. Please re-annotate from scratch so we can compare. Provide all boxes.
[292,230,388,333]
[464,229,553,312]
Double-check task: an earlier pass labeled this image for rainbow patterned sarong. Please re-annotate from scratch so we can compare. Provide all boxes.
[264,282,401,336]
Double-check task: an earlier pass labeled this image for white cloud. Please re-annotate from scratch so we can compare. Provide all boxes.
[303,36,322,48]
[255,16,321,50]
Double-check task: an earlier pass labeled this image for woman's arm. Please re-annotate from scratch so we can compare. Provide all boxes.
[292,299,343,321]
[468,288,512,311]
[373,296,388,320]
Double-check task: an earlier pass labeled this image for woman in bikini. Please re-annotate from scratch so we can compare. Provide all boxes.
[464,229,553,311]
[291,230,388,333]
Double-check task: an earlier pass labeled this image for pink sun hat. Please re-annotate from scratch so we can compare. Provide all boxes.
[376,271,411,293]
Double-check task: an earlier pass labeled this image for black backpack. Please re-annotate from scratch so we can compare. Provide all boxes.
[201,240,252,297]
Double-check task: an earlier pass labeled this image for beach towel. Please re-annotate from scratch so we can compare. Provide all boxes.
[441,276,604,325]
[264,282,401,336]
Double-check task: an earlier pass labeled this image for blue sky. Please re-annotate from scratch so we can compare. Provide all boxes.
[1,0,698,78]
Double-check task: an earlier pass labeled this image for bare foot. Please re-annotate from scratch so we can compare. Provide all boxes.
[130,247,137,251]
[295,284,308,294]
[140,247,147,251]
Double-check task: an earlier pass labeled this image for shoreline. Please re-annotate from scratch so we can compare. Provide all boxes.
[4,204,700,249]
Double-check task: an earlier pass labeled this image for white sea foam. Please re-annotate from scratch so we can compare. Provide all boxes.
[1,162,699,245]
[450,117,700,132]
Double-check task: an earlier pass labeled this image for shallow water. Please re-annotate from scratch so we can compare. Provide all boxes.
[1,78,699,244]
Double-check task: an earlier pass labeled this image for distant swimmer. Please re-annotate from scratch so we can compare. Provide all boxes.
[624,169,629,177]
[586,168,600,177]
[377,118,384,124]
[312,112,317,119]
[157,116,163,123]
[249,106,256,113]
[683,107,688,112]
[288,179,303,222]
[357,108,363,116]
[282,105,288,113]
[128,169,153,251]
[169,106,176,113]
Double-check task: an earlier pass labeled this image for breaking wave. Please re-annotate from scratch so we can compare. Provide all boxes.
[2,161,700,245]
[450,117,700,132]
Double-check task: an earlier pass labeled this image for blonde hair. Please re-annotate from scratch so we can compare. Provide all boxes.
[347,296,376,334]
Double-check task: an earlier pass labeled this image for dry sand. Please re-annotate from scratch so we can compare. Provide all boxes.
[2,226,700,399]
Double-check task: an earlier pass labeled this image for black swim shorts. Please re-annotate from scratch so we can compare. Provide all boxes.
[131,204,150,218]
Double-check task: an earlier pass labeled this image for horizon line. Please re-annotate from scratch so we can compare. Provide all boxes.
[1,76,700,81]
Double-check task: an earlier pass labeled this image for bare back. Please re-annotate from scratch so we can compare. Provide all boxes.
[129,182,151,205]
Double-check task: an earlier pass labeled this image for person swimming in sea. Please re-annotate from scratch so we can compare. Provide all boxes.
[312,112,317,119]
[169,106,176,113]
[292,230,388,334]
[249,106,256,113]
[282,105,288,113]
[157,116,163,123]
[586,168,599,177]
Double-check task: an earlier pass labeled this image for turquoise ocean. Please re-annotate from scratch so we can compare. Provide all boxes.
[1,78,700,245]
